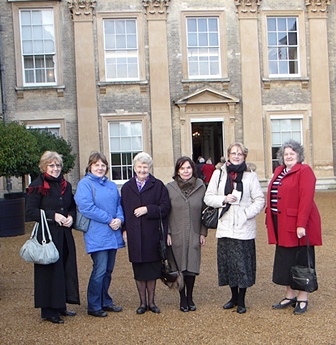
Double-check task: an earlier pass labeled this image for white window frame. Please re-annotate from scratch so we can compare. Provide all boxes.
[103,18,139,81]
[181,11,227,81]
[270,115,303,171]
[12,1,62,88]
[267,16,299,77]
[108,121,143,183]
[97,12,145,83]
[186,16,221,79]
[261,11,307,80]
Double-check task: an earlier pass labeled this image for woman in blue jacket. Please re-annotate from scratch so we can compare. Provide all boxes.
[74,151,125,318]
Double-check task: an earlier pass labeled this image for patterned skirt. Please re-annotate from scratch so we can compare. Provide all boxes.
[217,237,256,288]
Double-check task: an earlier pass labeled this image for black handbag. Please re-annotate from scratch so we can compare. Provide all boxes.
[201,170,223,229]
[158,209,179,284]
[290,236,318,293]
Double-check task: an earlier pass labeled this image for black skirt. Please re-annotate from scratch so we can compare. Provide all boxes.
[273,245,315,286]
[132,261,162,281]
[217,237,256,288]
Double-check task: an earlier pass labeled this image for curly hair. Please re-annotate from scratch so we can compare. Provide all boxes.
[133,152,153,169]
[277,139,305,165]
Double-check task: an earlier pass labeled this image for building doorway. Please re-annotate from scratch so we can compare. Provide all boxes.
[191,121,224,165]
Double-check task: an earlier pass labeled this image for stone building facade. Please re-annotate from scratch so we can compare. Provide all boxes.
[0,0,335,191]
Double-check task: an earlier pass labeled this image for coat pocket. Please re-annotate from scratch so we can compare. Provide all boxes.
[286,208,298,232]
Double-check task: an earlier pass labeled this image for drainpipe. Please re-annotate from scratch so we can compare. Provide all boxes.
[0,23,7,123]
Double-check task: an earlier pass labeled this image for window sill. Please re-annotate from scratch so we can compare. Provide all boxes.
[15,85,65,98]
[98,80,149,94]
[262,77,309,89]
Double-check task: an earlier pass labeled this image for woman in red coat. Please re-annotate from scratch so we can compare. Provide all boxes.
[265,140,322,315]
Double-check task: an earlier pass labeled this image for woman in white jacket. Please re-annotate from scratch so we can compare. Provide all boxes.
[204,143,265,314]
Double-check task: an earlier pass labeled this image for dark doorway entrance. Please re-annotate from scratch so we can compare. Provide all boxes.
[191,121,224,165]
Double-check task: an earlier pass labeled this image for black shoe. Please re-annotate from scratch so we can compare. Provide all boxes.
[237,306,247,314]
[272,297,297,309]
[180,306,189,312]
[103,305,123,312]
[88,310,108,317]
[60,310,76,317]
[293,300,308,315]
[148,305,160,314]
[46,316,64,324]
[136,305,147,314]
[188,304,196,311]
[223,300,237,309]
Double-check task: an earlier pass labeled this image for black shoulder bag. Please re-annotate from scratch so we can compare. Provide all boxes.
[290,236,318,293]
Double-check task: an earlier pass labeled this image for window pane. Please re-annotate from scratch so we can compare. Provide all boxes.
[20,9,56,85]
[187,16,220,78]
[267,17,299,76]
[109,122,143,181]
[104,19,139,80]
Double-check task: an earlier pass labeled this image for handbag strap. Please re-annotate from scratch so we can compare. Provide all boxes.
[159,207,165,240]
[297,234,314,269]
[39,209,53,243]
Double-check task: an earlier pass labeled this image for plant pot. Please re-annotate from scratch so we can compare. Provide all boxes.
[0,197,25,237]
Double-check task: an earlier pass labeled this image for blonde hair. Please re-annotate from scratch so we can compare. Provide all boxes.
[39,151,63,172]
[227,142,248,160]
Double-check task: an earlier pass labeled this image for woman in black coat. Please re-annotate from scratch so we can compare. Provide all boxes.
[25,151,80,324]
[121,152,170,314]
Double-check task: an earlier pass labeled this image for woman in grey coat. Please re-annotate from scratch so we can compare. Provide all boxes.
[166,156,207,312]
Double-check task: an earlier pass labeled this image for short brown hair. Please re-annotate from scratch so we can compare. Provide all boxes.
[85,151,109,174]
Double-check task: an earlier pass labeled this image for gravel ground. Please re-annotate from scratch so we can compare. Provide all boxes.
[0,191,335,345]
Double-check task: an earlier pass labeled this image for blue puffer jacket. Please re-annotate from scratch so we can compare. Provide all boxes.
[74,173,125,254]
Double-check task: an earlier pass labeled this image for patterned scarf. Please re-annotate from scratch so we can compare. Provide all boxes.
[176,176,197,197]
[28,173,67,196]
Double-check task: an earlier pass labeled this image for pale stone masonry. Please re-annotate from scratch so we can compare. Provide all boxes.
[0,0,335,192]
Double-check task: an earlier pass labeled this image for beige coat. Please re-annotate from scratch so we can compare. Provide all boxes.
[166,179,207,274]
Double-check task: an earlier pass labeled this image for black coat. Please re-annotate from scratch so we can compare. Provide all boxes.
[25,174,80,309]
[121,174,171,263]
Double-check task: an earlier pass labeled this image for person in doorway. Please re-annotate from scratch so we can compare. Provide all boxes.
[74,151,124,318]
[166,156,207,312]
[25,151,79,324]
[121,152,171,314]
[201,158,215,186]
[204,143,265,314]
[265,139,322,315]
[196,156,206,180]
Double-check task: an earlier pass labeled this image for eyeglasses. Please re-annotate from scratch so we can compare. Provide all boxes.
[47,164,62,169]
[230,152,244,157]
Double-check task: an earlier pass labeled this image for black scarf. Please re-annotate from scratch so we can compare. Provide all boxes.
[220,160,247,216]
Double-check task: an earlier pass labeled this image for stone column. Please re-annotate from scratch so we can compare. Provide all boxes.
[143,0,174,183]
[305,0,334,178]
[235,0,265,179]
[68,0,99,177]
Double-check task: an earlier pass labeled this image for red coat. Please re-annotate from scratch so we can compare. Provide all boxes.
[265,163,322,247]
[201,163,215,183]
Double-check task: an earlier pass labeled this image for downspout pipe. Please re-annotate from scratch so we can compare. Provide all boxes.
[0,23,7,123]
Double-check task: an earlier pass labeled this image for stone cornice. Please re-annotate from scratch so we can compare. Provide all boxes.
[142,0,170,19]
[305,0,330,18]
[235,0,261,17]
[68,0,96,20]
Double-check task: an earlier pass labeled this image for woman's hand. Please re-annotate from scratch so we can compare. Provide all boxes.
[62,215,73,228]
[224,194,237,204]
[134,206,148,218]
[55,213,67,226]
[200,235,206,246]
[110,218,122,230]
[167,234,172,246]
[122,231,127,244]
[297,227,306,239]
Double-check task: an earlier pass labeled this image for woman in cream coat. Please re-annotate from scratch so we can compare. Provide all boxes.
[204,143,265,314]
